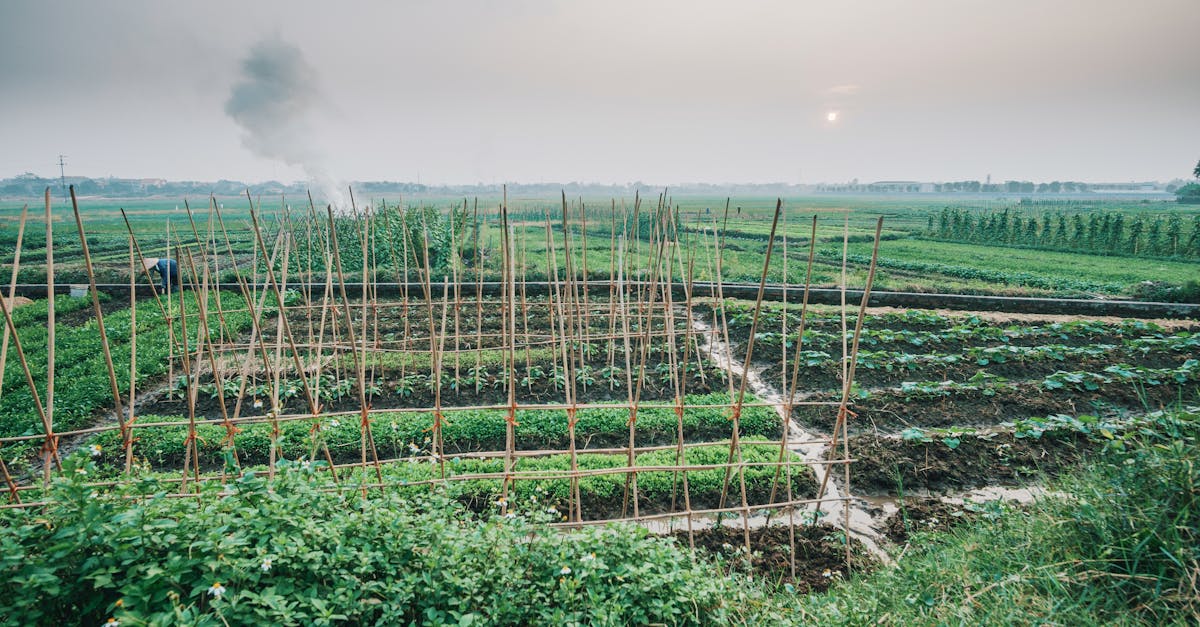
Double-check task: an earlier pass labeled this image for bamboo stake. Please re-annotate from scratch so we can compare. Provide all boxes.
[125,234,137,473]
[473,198,484,394]
[0,205,28,401]
[814,216,884,570]
[720,198,782,554]
[325,204,385,496]
[45,189,56,486]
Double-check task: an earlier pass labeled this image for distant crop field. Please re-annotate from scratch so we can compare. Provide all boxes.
[1,193,1197,300]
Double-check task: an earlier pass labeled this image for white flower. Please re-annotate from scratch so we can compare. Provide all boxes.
[330,419,340,428]
[822,568,832,578]
[504,512,517,519]
[494,497,506,507]
[89,444,102,457]
[546,506,558,515]
[207,582,226,598]
[560,566,572,575]
[581,553,595,562]
[103,619,120,627]
[261,558,273,572]
[301,460,312,471]
[75,468,88,476]
[253,399,263,409]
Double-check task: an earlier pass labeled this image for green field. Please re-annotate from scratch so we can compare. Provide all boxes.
[3,193,1196,301]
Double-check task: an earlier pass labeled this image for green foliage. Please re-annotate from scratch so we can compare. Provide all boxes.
[285,203,469,279]
[1175,182,1200,204]
[90,392,779,469]
[0,460,765,625]
[0,293,254,449]
[928,206,1200,258]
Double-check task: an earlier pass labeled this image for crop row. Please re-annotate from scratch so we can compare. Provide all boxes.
[0,294,256,450]
[885,359,1198,401]
[743,319,1185,353]
[814,250,1124,293]
[719,299,1167,339]
[927,206,1200,259]
[91,392,779,469]
[82,440,814,521]
[178,358,730,408]
[737,333,1196,378]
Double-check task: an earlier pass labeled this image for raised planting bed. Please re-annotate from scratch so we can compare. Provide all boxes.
[849,429,1096,495]
[673,524,878,592]
[792,362,1200,434]
[85,441,817,523]
[0,292,257,460]
[89,393,782,469]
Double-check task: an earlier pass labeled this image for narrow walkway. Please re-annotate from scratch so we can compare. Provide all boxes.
[689,312,890,561]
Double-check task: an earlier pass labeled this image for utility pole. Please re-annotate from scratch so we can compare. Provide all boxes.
[57,155,68,200]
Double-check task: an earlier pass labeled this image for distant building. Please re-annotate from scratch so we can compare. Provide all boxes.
[866,181,929,193]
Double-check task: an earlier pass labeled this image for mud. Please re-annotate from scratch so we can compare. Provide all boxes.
[849,431,1095,495]
[674,524,877,592]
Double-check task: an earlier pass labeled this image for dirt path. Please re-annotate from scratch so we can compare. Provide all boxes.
[30,380,174,477]
[688,312,891,561]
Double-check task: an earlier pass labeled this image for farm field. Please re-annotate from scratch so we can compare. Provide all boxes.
[0,192,1197,625]
[3,193,1199,299]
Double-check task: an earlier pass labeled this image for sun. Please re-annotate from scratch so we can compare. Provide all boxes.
[826,111,839,122]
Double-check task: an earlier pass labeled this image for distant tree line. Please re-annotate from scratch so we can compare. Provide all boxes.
[1176,158,1200,204]
[925,207,1200,258]
[0,173,436,199]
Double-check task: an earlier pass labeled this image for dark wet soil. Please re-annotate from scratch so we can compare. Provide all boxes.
[849,430,1096,495]
[792,381,1200,434]
[674,524,877,592]
[881,498,980,544]
[54,297,127,326]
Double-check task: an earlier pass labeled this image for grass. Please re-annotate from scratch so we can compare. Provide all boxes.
[841,238,1200,294]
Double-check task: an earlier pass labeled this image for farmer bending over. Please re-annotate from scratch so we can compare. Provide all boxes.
[143,257,181,293]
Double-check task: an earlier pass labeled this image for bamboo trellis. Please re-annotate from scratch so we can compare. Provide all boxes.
[0,186,883,572]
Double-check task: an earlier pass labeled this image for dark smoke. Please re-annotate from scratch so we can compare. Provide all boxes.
[225,39,345,207]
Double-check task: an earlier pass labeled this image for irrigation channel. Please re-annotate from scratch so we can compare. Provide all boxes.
[19,188,1195,577]
[689,313,887,559]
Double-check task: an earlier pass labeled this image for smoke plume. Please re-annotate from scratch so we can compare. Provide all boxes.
[225,39,346,209]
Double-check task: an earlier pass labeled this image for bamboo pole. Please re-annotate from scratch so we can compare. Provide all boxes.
[0,281,55,479]
[45,189,56,486]
[125,235,137,473]
[499,188,518,515]
[0,204,28,401]
[325,204,385,496]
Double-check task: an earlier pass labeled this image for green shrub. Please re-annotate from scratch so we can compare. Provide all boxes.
[0,459,767,625]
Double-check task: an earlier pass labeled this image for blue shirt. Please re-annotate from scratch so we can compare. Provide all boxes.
[154,258,180,291]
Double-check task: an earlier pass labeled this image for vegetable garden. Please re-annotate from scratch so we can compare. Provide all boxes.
[1,187,1198,623]
[0,190,885,587]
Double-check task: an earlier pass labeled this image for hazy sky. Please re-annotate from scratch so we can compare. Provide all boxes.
[2,0,1198,186]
